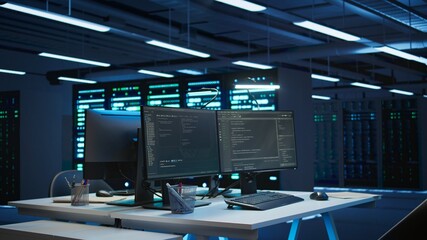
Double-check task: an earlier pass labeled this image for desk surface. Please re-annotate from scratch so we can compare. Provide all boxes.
[112,191,380,239]
[9,191,380,239]
[8,195,138,225]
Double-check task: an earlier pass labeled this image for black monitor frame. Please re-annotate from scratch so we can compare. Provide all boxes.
[83,109,140,190]
[139,106,220,209]
[216,110,298,196]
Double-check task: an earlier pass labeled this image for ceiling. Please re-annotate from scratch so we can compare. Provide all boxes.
[1,0,426,97]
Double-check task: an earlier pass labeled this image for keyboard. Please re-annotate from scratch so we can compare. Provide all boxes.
[224,191,304,210]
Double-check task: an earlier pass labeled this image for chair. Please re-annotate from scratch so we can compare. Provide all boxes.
[379,198,427,239]
[49,170,113,197]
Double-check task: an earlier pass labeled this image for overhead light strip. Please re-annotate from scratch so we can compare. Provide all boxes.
[58,76,97,84]
[215,0,266,12]
[39,52,110,67]
[232,61,273,70]
[177,69,204,75]
[376,46,427,65]
[235,84,280,90]
[138,69,174,78]
[0,2,111,32]
[350,82,381,90]
[146,40,210,58]
[312,95,331,100]
[293,21,360,41]
[389,89,414,96]
[311,74,340,82]
[0,68,26,75]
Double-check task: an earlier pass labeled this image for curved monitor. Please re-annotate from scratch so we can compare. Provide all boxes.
[84,109,140,189]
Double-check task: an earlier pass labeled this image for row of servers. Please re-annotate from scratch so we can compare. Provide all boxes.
[0,91,20,205]
[314,98,423,189]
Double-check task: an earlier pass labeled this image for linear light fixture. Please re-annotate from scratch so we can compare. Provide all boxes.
[235,84,280,90]
[177,69,204,75]
[350,82,381,90]
[0,68,26,75]
[312,95,331,100]
[424,94,427,98]
[39,52,110,67]
[293,21,361,41]
[376,46,427,65]
[58,76,97,84]
[215,0,266,12]
[232,61,273,70]
[138,69,174,78]
[0,2,111,32]
[389,89,414,96]
[311,74,340,82]
[146,40,210,58]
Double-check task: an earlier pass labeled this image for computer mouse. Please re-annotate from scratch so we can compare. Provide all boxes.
[96,190,113,197]
[310,191,329,201]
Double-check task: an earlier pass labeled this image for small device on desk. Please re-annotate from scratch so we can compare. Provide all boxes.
[224,191,304,210]
[110,189,135,196]
[309,191,329,201]
[96,190,113,197]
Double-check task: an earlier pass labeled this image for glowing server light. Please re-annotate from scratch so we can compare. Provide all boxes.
[389,89,414,96]
[293,21,360,41]
[39,52,110,67]
[215,0,266,12]
[235,84,280,90]
[350,82,381,90]
[0,2,110,32]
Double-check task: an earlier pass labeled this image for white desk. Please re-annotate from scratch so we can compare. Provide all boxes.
[0,220,182,240]
[111,191,380,240]
[9,191,380,240]
[8,196,138,226]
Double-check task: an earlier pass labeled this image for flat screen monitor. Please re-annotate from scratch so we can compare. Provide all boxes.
[216,110,297,195]
[140,106,220,209]
[84,109,140,190]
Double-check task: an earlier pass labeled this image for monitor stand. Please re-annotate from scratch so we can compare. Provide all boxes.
[142,180,211,210]
[222,172,258,198]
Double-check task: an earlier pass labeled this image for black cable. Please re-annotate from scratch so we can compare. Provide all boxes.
[211,179,240,198]
[200,87,219,109]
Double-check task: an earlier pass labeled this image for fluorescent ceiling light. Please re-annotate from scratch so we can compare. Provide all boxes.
[311,74,340,82]
[232,61,273,70]
[235,84,280,90]
[350,82,381,90]
[293,21,360,41]
[58,76,97,84]
[215,0,266,12]
[312,95,331,100]
[389,89,414,96]
[424,94,427,98]
[0,2,110,32]
[177,69,204,75]
[146,40,210,58]
[376,46,427,65]
[138,69,174,78]
[0,68,26,75]
[39,52,110,67]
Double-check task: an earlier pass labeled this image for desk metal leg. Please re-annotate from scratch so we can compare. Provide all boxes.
[322,212,339,240]
[288,218,301,240]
